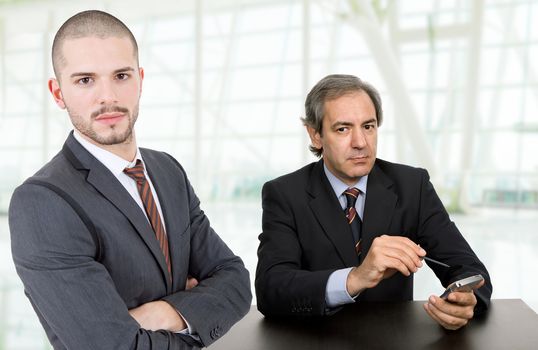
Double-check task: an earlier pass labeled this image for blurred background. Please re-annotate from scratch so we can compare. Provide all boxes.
[0,0,537,348]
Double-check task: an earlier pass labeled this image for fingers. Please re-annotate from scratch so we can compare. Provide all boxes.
[382,256,416,277]
[349,236,426,294]
[424,277,482,330]
[367,235,425,275]
[185,275,199,290]
[348,235,430,296]
[383,249,420,275]
[447,290,478,307]
[424,294,476,330]
[424,302,468,330]
[380,235,425,262]
[444,279,482,306]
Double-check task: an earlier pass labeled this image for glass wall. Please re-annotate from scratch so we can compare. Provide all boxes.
[0,0,536,348]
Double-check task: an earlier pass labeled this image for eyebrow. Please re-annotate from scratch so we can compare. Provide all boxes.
[331,121,353,129]
[113,67,136,74]
[70,72,95,79]
[69,67,136,79]
[330,118,377,129]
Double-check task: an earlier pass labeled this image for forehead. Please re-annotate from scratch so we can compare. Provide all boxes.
[323,91,376,123]
[58,36,137,75]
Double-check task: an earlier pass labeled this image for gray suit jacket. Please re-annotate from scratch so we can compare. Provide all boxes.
[9,133,251,349]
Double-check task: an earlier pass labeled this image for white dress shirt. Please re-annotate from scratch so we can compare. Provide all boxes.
[73,131,166,228]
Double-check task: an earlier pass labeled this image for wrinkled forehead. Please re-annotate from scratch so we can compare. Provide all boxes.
[323,91,376,118]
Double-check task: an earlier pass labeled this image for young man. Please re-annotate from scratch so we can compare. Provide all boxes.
[256,74,492,330]
[9,10,251,349]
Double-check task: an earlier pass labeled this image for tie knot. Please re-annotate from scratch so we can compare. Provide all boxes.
[123,159,146,183]
[343,187,360,208]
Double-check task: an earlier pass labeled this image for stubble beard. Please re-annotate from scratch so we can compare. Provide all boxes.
[68,103,139,146]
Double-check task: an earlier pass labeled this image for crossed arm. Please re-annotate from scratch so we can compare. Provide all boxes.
[129,277,199,332]
[10,183,251,349]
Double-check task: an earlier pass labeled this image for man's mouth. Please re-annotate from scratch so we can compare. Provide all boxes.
[95,112,125,125]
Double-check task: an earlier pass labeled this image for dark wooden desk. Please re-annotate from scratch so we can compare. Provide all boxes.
[209,299,538,349]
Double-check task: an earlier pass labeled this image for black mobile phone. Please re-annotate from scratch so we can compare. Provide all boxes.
[440,274,484,299]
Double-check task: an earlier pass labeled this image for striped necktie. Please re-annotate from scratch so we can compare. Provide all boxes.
[344,187,362,256]
[124,160,172,281]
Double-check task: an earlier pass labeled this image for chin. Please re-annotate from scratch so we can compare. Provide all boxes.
[349,167,372,178]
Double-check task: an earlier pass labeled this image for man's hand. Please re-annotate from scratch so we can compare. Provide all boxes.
[186,275,198,290]
[423,280,484,330]
[129,276,199,332]
[346,235,426,296]
[129,300,187,332]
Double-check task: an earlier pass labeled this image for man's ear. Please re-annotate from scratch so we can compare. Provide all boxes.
[48,78,66,109]
[138,67,144,94]
[306,125,322,151]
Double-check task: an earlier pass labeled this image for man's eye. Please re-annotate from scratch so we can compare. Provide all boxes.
[337,127,348,132]
[77,77,92,85]
[117,73,129,80]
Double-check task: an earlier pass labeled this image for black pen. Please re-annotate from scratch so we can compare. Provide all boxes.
[423,256,450,268]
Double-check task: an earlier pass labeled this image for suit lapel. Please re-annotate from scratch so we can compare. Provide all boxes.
[63,134,172,292]
[361,162,398,260]
[307,160,359,267]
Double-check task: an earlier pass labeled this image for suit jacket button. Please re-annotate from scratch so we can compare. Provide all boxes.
[210,329,217,339]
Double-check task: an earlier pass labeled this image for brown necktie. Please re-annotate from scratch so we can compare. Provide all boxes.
[124,160,172,281]
[343,187,362,256]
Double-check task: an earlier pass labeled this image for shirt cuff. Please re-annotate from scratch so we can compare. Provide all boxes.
[325,267,357,308]
[175,311,198,338]
[177,317,193,334]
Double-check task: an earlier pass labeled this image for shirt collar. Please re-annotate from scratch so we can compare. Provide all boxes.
[73,130,143,176]
[323,162,368,197]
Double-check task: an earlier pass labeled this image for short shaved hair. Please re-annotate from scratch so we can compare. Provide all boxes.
[52,10,139,78]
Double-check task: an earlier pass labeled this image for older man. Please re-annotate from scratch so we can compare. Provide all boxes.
[256,74,491,330]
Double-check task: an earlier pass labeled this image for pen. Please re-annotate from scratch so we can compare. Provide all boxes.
[423,256,450,268]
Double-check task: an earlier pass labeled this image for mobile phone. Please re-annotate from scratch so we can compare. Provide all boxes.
[439,274,484,299]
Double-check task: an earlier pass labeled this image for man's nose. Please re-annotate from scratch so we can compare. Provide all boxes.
[97,81,118,105]
[351,128,367,148]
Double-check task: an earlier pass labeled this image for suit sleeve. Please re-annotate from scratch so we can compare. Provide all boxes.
[415,169,492,313]
[9,184,201,350]
[160,161,251,347]
[255,180,335,317]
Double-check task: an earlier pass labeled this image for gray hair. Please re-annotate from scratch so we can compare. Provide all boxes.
[302,74,383,157]
[52,10,139,78]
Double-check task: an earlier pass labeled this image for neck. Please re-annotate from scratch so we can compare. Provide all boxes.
[101,142,138,162]
[79,132,138,162]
